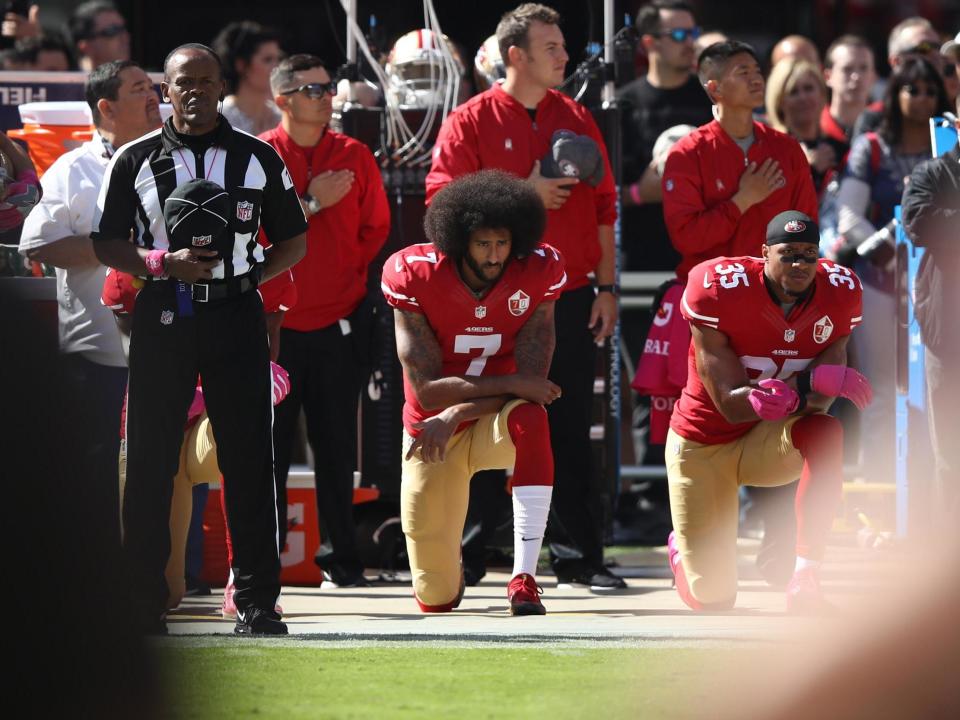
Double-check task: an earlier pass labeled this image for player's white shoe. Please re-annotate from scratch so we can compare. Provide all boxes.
[785,567,834,615]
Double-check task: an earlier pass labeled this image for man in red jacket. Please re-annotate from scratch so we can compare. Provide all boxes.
[662,40,818,283]
[426,3,623,589]
[261,53,390,587]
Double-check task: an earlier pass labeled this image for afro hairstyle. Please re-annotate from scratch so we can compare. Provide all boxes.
[424,169,546,262]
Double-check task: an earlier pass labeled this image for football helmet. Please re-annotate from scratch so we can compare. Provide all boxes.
[474,34,505,91]
[386,29,464,109]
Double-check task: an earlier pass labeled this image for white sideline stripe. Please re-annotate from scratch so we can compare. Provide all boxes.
[681,290,719,327]
[380,282,418,305]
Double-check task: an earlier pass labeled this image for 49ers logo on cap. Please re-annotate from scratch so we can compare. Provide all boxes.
[236,201,254,222]
[508,289,530,316]
[785,219,806,233]
[813,314,833,344]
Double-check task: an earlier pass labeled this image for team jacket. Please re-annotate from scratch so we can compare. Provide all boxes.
[381,242,566,434]
[662,120,818,282]
[260,125,390,331]
[426,83,616,290]
[671,256,862,445]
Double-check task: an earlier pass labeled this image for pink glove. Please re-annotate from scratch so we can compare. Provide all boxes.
[747,378,799,420]
[187,387,206,424]
[271,361,290,406]
[811,365,873,410]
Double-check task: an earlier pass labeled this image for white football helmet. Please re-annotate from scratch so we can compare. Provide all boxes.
[386,29,464,109]
[474,34,505,91]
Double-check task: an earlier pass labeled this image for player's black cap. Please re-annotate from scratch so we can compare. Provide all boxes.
[540,129,606,187]
[765,210,819,246]
[163,178,233,259]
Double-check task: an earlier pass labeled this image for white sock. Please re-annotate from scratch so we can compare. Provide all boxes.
[795,556,821,573]
[512,485,553,577]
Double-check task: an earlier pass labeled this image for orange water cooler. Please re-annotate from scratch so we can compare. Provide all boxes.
[8,101,94,176]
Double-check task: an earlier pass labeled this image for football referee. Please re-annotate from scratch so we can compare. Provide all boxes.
[92,43,306,635]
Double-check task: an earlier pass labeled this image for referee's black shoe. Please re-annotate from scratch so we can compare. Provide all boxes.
[234,607,288,635]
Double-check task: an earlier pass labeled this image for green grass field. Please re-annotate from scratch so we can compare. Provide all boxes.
[160,642,736,719]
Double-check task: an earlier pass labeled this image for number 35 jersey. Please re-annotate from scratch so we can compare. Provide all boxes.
[672,255,863,444]
[381,242,566,433]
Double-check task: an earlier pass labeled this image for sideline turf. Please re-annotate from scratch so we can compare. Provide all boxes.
[161,644,733,719]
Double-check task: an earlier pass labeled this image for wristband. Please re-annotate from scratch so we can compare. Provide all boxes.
[145,249,167,278]
[596,284,619,296]
[628,182,643,206]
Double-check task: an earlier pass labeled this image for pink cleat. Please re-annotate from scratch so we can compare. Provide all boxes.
[786,567,835,615]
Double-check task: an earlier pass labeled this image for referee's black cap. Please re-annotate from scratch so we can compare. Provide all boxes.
[163,179,232,258]
[765,210,819,246]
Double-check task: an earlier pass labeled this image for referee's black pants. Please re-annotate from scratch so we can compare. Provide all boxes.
[273,304,369,582]
[124,284,279,623]
[546,285,606,576]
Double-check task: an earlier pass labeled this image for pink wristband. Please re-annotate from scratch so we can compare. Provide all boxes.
[629,182,643,206]
[145,249,166,278]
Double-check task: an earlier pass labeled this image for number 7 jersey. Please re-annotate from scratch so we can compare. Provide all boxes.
[672,255,863,444]
[381,242,566,434]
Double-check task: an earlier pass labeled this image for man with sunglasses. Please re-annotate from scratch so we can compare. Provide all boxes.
[68,1,129,72]
[260,53,390,589]
[618,0,712,273]
[666,211,870,614]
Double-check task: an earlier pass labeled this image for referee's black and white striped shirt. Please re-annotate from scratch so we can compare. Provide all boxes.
[91,116,307,279]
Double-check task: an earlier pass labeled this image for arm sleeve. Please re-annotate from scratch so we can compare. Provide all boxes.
[581,109,618,225]
[258,151,308,243]
[356,147,391,265]
[381,251,423,314]
[18,162,75,252]
[679,261,722,330]
[662,145,743,258]
[901,159,957,250]
[90,152,139,242]
[425,111,481,204]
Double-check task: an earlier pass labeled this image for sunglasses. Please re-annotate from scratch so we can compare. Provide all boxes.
[903,41,938,56]
[903,84,940,98]
[280,81,338,99]
[89,23,127,39]
[657,26,701,43]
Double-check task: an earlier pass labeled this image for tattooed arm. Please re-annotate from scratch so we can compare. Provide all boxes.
[514,301,556,377]
[394,308,561,411]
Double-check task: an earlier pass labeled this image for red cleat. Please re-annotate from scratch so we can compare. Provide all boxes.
[786,567,834,615]
[508,573,546,616]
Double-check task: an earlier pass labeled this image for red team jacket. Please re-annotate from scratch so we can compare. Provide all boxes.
[380,242,567,435]
[662,120,819,282]
[426,83,616,290]
[671,256,863,445]
[259,125,390,331]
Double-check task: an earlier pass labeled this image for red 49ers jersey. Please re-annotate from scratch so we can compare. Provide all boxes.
[381,242,566,433]
[672,255,862,444]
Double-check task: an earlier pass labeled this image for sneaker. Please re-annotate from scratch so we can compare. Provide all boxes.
[557,565,627,591]
[321,569,371,588]
[507,573,546,615]
[234,607,288,635]
[786,567,834,615]
[221,580,283,620]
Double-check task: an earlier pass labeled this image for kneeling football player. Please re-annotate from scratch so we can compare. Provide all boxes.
[381,170,565,615]
[667,211,872,613]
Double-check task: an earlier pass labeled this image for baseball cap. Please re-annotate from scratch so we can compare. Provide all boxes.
[765,210,820,245]
[163,178,232,259]
[540,129,606,187]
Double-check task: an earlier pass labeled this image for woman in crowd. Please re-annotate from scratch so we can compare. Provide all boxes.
[212,21,283,135]
[835,57,949,485]
[766,57,844,197]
